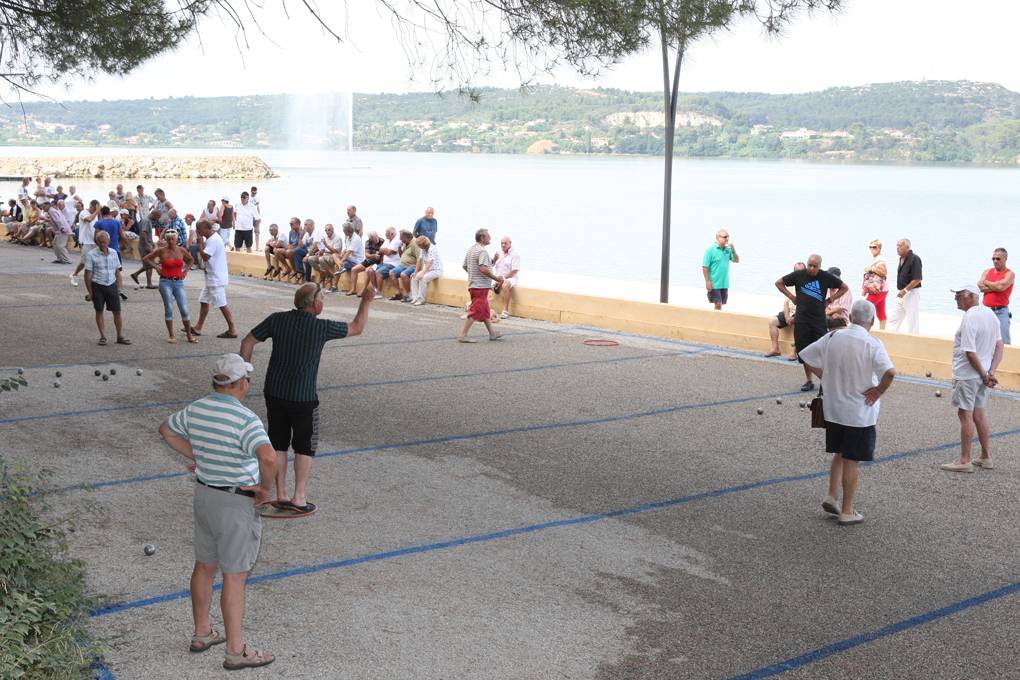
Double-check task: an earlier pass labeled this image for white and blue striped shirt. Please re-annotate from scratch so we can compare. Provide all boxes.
[165,392,271,486]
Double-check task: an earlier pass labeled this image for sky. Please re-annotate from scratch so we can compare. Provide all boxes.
[31,0,1020,102]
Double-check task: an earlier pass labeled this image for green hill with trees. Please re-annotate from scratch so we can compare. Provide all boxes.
[4,80,1019,163]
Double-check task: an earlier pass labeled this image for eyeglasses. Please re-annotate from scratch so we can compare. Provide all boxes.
[718,235,729,240]
[992,257,1003,261]
[869,245,879,249]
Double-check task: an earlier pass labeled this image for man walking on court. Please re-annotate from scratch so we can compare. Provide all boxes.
[940,284,1003,473]
[775,255,848,392]
[799,300,896,526]
[978,248,1013,345]
[886,238,922,334]
[192,219,239,339]
[239,282,375,513]
[703,230,738,310]
[460,229,504,343]
[159,354,277,670]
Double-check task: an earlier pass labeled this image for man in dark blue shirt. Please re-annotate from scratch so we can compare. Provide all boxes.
[239,282,375,513]
[413,206,437,244]
[776,254,848,392]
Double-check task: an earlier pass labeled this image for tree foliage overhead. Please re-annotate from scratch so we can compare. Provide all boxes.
[0,0,208,94]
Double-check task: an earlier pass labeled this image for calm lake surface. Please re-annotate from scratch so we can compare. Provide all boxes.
[2,147,1017,316]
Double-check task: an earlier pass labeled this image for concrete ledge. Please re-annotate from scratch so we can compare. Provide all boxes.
[120,247,1020,389]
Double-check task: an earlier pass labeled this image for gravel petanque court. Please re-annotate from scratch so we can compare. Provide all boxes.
[3,242,1020,680]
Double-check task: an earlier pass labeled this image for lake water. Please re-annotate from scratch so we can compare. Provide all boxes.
[3,147,1018,332]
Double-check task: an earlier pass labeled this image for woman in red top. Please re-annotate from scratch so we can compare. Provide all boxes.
[144,229,196,343]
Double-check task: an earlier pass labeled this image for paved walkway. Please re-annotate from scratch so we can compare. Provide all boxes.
[2,243,1018,679]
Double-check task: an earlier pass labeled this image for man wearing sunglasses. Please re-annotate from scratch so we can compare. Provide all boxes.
[978,248,1014,345]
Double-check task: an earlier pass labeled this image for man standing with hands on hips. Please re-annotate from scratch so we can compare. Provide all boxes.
[886,238,922,334]
[703,230,738,310]
[940,284,1003,473]
[979,248,1013,345]
[159,354,277,670]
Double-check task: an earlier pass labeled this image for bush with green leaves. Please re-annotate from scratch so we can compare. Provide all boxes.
[0,376,28,394]
[0,458,106,680]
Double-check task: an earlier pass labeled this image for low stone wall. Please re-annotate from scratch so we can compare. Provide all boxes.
[0,155,277,179]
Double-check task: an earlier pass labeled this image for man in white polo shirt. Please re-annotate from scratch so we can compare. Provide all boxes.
[233,191,259,254]
[799,299,896,526]
[191,219,239,339]
[940,283,1004,473]
[159,354,277,670]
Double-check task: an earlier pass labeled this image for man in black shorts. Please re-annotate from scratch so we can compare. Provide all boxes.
[239,282,375,513]
[775,254,847,392]
[83,231,131,346]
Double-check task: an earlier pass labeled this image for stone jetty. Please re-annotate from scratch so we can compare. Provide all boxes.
[0,155,277,179]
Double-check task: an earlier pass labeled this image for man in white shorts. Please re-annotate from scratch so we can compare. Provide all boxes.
[192,219,239,339]
[491,235,520,319]
[941,283,1003,473]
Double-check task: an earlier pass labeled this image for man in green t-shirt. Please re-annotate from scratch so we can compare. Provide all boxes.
[702,230,739,310]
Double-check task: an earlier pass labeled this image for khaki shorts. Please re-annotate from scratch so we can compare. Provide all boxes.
[199,284,227,308]
[951,378,989,411]
[79,243,98,265]
[193,482,261,574]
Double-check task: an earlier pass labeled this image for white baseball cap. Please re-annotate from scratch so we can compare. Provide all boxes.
[950,284,980,296]
[221,195,230,202]
[212,354,253,385]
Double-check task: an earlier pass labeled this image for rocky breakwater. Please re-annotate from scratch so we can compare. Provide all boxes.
[0,155,278,179]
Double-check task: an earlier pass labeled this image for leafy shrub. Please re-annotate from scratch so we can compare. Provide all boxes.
[0,458,106,680]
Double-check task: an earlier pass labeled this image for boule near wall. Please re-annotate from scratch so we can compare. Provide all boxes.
[0,155,278,179]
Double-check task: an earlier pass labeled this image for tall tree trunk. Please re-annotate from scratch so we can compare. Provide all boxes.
[659,38,683,303]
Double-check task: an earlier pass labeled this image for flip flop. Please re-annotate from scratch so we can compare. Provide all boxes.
[130,273,139,285]
[389,294,403,300]
[189,630,226,653]
[764,350,781,357]
[145,285,158,289]
[269,500,316,514]
[186,328,201,336]
[216,331,238,339]
[168,337,176,344]
[223,645,274,670]
[188,337,198,344]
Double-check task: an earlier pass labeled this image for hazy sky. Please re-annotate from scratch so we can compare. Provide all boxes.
[33,0,1020,102]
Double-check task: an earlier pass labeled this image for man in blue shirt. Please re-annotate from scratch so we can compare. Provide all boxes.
[413,206,437,245]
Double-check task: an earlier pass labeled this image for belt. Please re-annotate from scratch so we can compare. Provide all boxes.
[991,306,1009,311]
[161,276,182,281]
[196,478,255,498]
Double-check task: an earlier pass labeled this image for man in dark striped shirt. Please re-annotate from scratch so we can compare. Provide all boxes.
[239,282,375,513]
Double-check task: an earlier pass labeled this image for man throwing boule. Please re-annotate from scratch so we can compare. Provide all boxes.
[240,282,375,513]
[159,354,277,670]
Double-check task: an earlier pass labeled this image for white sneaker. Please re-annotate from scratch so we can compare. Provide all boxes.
[838,511,864,526]
[413,298,424,306]
[70,274,78,287]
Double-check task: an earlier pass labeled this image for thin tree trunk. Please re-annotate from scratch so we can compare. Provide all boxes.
[659,38,683,303]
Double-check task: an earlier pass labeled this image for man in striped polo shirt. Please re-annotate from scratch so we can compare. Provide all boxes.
[240,282,375,514]
[159,354,277,670]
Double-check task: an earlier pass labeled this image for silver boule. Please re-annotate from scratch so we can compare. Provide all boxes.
[776,397,783,405]
[936,390,942,397]
[53,381,60,388]
[143,544,156,556]
[109,368,116,375]
[926,372,932,378]
[136,369,143,376]
[799,400,806,408]
[55,371,62,377]
[95,369,102,376]
[17,368,24,375]
[102,374,109,381]
[757,407,764,415]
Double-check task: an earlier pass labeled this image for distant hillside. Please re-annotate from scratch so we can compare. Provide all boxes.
[4,81,1020,163]
[703,80,1020,130]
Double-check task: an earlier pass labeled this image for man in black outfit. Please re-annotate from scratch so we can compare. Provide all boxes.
[776,254,848,392]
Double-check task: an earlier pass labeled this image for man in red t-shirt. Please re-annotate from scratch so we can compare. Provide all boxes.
[979,248,1014,345]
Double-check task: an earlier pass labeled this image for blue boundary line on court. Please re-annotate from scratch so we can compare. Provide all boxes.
[726,579,1020,680]
[90,427,1020,619]
[0,347,694,424]
[0,293,294,310]
[0,327,572,372]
